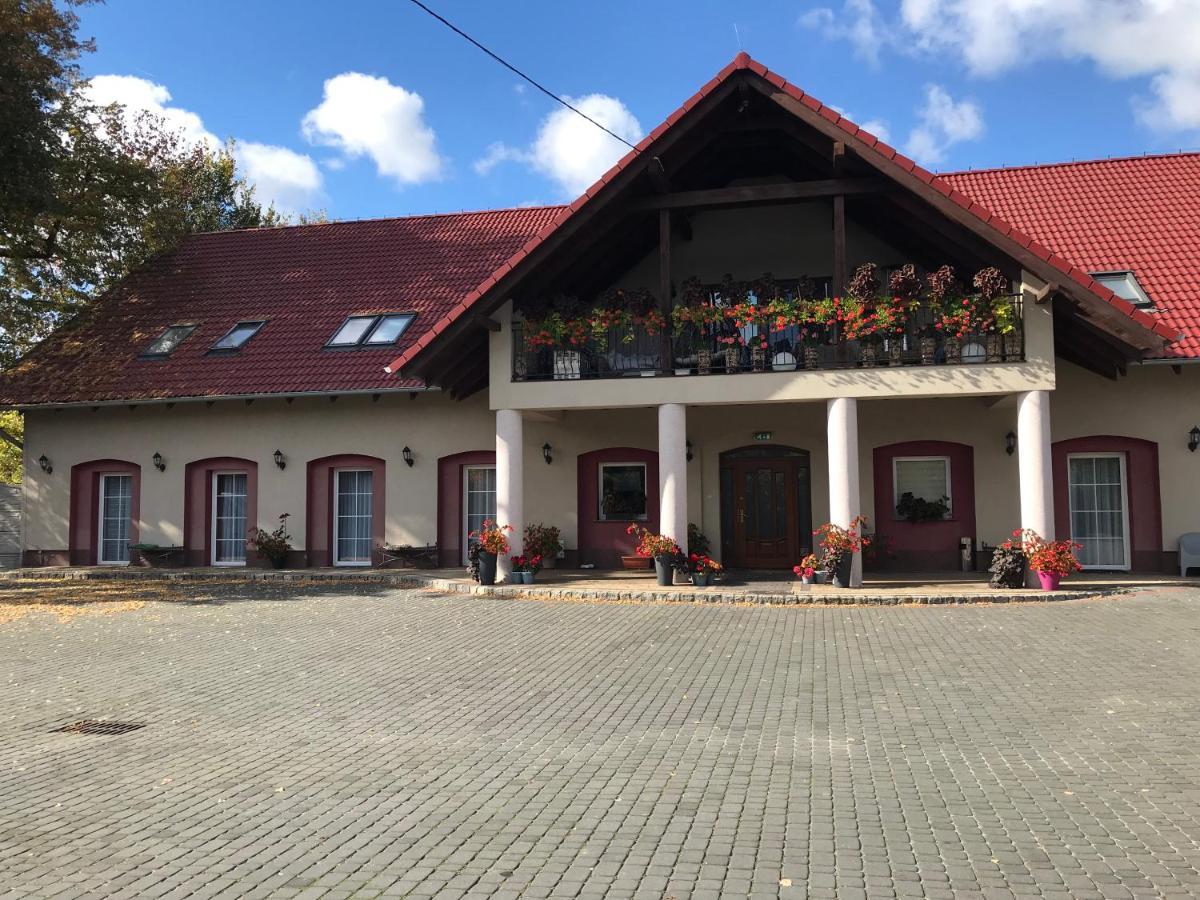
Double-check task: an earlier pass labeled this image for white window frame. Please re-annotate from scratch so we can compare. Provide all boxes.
[1067,451,1131,571]
[97,473,133,566]
[892,456,952,519]
[210,471,248,567]
[333,468,373,567]
[462,464,496,565]
[598,462,649,522]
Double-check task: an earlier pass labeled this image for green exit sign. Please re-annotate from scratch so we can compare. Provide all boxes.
[753,431,773,441]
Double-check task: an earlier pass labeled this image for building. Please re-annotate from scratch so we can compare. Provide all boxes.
[4,54,1198,584]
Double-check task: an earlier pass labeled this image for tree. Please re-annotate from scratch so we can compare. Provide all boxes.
[0,411,21,483]
[0,1,288,367]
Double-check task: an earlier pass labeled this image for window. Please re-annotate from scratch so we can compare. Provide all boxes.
[1091,271,1154,309]
[599,463,648,520]
[98,474,133,564]
[327,313,416,347]
[334,469,373,565]
[141,324,196,358]
[463,465,496,565]
[212,473,248,565]
[893,456,951,519]
[1068,453,1130,570]
[210,320,265,351]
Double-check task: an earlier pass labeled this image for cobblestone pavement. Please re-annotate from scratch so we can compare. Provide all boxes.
[2,585,1200,899]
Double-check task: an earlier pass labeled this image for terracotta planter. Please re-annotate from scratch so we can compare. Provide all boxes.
[1037,571,1062,591]
[620,555,652,570]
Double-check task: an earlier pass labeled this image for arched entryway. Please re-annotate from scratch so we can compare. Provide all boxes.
[719,446,812,569]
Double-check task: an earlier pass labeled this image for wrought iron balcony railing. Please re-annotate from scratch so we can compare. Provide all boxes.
[511,295,1024,382]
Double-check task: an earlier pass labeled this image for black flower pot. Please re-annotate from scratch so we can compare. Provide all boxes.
[654,555,673,586]
[832,554,854,588]
[478,551,498,585]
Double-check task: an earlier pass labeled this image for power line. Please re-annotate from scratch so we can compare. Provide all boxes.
[405,0,639,152]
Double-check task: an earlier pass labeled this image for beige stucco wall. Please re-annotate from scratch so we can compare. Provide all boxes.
[22,360,1197,562]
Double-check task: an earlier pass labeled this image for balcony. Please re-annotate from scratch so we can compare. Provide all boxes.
[511,294,1024,382]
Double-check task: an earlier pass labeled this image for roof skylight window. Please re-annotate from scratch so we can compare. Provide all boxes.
[1090,271,1154,309]
[327,313,416,348]
[141,324,196,358]
[210,320,266,352]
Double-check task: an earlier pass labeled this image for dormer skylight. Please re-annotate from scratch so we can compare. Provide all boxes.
[326,313,416,348]
[210,320,266,352]
[141,324,197,358]
[1091,271,1154,310]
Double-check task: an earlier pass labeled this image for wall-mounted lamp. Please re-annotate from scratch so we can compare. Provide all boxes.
[1005,431,1016,456]
[402,446,414,467]
[542,442,553,465]
[152,451,165,472]
[686,439,694,462]
[37,454,52,474]
[273,449,286,470]
[1189,426,1200,453]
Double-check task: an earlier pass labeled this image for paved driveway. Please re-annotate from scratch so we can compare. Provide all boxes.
[2,585,1200,899]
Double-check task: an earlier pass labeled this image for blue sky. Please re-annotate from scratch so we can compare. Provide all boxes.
[77,0,1200,221]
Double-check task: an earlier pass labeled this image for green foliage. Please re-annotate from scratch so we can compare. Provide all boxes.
[0,410,22,483]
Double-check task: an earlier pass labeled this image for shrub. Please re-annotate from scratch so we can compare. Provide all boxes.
[687,523,711,556]
[248,513,292,565]
[523,523,563,560]
[989,539,1026,589]
[896,492,949,523]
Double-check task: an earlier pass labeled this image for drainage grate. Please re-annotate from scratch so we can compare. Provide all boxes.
[51,720,147,736]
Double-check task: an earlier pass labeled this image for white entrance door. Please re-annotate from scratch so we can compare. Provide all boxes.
[98,474,133,565]
[463,465,496,564]
[1068,453,1131,570]
[212,472,248,565]
[334,469,373,566]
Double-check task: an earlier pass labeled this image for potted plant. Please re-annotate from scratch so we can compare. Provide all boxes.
[972,267,1011,361]
[681,552,722,586]
[468,520,512,585]
[895,492,950,523]
[248,513,292,569]
[1017,529,1082,590]
[988,533,1027,589]
[509,553,543,584]
[793,553,820,586]
[627,523,682,586]
[523,523,563,569]
[923,265,957,364]
[804,297,838,369]
[814,516,870,588]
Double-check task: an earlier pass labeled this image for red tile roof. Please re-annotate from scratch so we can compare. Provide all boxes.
[943,153,1200,358]
[385,52,1175,376]
[0,207,562,405]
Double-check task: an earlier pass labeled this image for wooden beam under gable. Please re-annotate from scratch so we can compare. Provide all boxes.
[630,177,886,212]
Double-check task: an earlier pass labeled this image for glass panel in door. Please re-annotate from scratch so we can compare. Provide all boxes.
[1068,454,1129,569]
[213,473,248,564]
[464,466,496,564]
[335,470,373,565]
[99,474,132,564]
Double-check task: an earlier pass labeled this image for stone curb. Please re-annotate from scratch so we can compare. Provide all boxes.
[3,567,1123,606]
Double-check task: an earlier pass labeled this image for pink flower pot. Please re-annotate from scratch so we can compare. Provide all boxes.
[1037,571,1061,591]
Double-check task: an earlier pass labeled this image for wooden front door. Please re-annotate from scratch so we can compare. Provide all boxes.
[720,447,812,569]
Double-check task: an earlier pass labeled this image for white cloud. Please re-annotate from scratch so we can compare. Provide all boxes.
[800,0,885,65]
[904,84,984,165]
[807,0,1200,134]
[82,74,323,212]
[302,72,443,185]
[83,74,219,148]
[474,94,643,198]
[235,142,324,213]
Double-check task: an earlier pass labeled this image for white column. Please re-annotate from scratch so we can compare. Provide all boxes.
[658,403,688,546]
[1017,390,1054,540]
[496,409,524,580]
[826,397,863,587]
